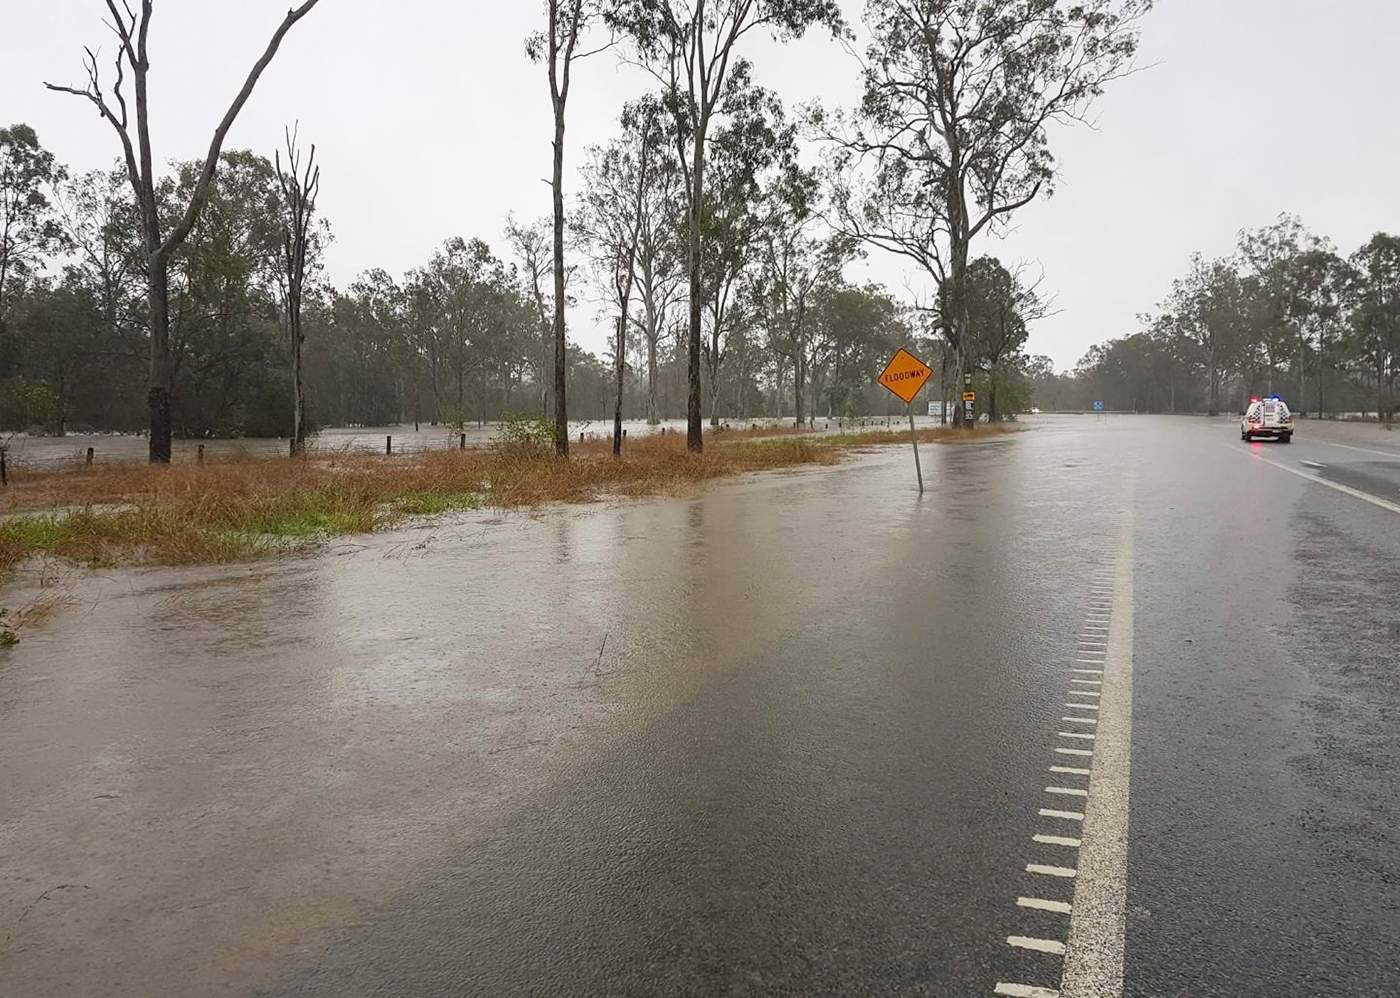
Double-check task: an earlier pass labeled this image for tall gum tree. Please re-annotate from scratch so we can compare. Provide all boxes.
[46,0,322,463]
[575,115,654,454]
[0,125,69,355]
[529,0,611,457]
[609,0,845,451]
[274,125,322,455]
[823,0,1148,425]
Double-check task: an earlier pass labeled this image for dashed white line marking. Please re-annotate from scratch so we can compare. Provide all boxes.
[994,982,1061,998]
[1070,679,1102,686]
[1009,936,1067,955]
[1065,703,1099,710]
[1061,717,1098,725]
[1078,641,1107,647]
[1051,766,1092,776]
[1071,668,1104,675]
[1018,897,1073,915]
[1055,748,1094,758]
[1058,732,1096,740]
[1034,834,1083,847]
[1040,808,1085,821]
[1230,445,1400,515]
[1027,864,1078,879]
[1047,786,1090,798]
[1299,437,1400,459]
[1300,460,1325,469]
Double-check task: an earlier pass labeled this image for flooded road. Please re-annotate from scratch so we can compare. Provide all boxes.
[2,417,1399,995]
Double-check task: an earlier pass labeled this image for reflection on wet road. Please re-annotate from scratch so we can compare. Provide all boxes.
[2,416,1398,996]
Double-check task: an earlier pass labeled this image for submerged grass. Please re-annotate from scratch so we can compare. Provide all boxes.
[0,423,1020,574]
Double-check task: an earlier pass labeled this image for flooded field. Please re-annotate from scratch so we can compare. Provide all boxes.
[4,415,923,469]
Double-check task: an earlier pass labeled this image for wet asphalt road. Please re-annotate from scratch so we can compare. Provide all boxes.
[2,416,1399,996]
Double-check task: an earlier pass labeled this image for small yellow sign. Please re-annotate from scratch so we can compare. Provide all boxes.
[962,391,977,403]
[878,348,933,404]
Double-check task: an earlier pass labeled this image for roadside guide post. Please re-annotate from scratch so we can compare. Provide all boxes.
[877,347,934,494]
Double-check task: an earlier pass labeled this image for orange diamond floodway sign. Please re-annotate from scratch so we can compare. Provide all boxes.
[878,347,933,404]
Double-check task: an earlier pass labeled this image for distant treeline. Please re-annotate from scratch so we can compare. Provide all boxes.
[0,124,1051,438]
[1038,215,1399,418]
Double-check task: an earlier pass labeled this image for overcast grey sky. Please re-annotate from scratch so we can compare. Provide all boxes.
[5,1,1398,370]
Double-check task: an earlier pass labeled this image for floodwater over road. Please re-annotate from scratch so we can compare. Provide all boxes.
[2,416,1398,996]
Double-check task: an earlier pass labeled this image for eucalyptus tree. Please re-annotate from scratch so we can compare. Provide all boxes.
[609,0,845,450]
[963,257,1048,420]
[162,151,288,436]
[421,238,512,429]
[46,0,322,461]
[575,104,664,453]
[1163,254,1248,416]
[1346,233,1400,422]
[1236,214,1328,399]
[696,67,809,426]
[529,0,612,455]
[273,125,323,454]
[58,166,146,364]
[620,98,686,426]
[1,125,69,347]
[808,281,906,419]
[504,215,557,418]
[823,0,1147,423]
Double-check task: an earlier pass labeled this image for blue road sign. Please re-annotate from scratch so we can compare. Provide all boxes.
[1093,400,1105,412]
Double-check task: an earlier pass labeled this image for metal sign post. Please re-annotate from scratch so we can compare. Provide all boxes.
[908,402,924,493]
[877,347,934,494]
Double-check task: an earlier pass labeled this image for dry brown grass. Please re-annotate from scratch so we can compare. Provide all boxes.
[0,423,1021,573]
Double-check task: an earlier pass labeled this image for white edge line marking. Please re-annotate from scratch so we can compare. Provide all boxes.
[1062,497,1133,998]
[1008,936,1067,955]
[1018,897,1073,915]
[994,983,1061,998]
[1227,444,1400,515]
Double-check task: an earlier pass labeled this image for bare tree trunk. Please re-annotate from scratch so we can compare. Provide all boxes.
[146,255,173,463]
[613,313,624,455]
[552,109,569,455]
[686,133,705,452]
[793,345,805,430]
[291,310,304,448]
[47,0,322,462]
[646,319,659,426]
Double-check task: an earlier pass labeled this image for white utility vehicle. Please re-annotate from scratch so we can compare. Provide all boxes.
[1241,396,1293,442]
